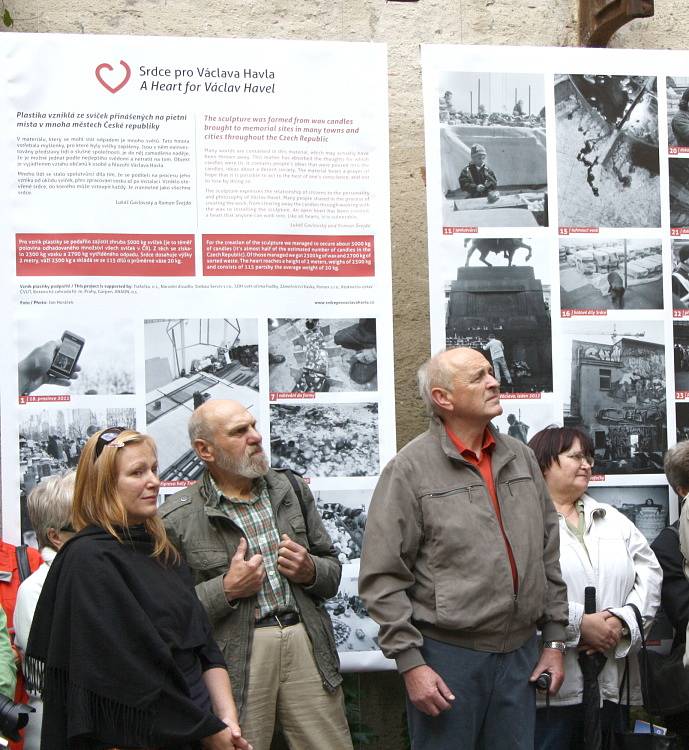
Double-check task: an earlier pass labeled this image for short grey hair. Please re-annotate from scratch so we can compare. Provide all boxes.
[188,407,214,445]
[27,470,76,550]
[664,441,689,494]
[417,350,457,417]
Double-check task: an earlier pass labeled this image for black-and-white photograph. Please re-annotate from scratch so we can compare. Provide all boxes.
[18,317,135,397]
[443,238,552,392]
[586,485,670,544]
[677,402,689,443]
[313,489,370,564]
[268,319,377,393]
[559,237,663,311]
[674,321,689,390]
[145,318,259,482]
[492,403,559,445]
[671,240,689,308]
[667,77,689,148]
[562,321,666,474]
[325,577,379,652]
[438,72,548,228]
[270,403,379,477]
[670,160,689,228]
[555,74,660,228]
[19,408,136,543]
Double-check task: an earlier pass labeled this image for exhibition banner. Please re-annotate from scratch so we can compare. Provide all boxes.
[422,45,681,547]
[1,33,395,670]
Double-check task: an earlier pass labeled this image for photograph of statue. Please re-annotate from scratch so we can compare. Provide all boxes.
[443,237,552,393]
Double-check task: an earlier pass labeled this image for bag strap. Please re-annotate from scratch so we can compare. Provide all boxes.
[15,545,31,583]
[627,602,657,734]
[283,469,308,521]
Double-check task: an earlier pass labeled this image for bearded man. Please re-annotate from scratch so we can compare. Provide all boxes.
[160,399,352,750]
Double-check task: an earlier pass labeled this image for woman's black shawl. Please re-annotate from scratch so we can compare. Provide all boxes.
[25,525,226,749]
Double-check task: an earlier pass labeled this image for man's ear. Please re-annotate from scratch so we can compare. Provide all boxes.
[430,386,453,414]
[193,438,214,462]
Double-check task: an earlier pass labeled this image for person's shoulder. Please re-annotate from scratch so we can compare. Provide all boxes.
[158,482,204,520]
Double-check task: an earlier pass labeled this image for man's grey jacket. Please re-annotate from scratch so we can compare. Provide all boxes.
[359,417,568,674]
[160,469,343,716]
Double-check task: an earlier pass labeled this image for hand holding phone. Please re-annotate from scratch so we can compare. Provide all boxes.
[19,337,83,396]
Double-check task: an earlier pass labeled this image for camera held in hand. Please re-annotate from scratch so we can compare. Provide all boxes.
[0,695,34,741]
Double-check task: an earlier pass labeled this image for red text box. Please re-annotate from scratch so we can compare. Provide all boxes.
[203,234,374,277]
[16,234,195,276]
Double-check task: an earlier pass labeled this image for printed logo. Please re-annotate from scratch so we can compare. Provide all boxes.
[95,60,131,93]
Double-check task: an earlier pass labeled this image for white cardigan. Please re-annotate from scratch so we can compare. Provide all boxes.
[538,494,662,707]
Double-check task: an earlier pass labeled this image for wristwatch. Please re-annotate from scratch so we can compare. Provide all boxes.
[543,640,566,653]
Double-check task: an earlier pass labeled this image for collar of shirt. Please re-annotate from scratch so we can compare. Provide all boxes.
[444,425,495,462]
[207,473,267,507]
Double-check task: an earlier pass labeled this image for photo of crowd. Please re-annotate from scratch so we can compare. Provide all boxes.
[268,318,377,393]
[555,74,660,228]
[18,408,136,543]
[270,403,379,477]
[559,237,663,311]
[438,72,548,228]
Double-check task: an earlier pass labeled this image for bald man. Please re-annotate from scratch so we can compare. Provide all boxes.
[159,400,352,750]
[359,348,568,750]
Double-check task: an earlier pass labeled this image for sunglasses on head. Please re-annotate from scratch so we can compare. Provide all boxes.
[94,427,126,460]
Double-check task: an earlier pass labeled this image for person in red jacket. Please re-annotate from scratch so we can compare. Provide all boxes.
[0,539,42,750]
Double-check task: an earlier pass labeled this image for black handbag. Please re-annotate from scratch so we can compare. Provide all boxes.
[637,530,689,716]
[607,604,680,749]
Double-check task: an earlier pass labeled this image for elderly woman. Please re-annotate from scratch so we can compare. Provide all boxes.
[528,426,662,749]
[14,471,76,750]
[26,428,250,750]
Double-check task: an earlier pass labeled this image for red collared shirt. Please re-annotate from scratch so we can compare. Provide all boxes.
[445,426,518,593]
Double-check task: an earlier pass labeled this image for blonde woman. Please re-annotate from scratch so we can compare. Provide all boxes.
[26,428,250,750]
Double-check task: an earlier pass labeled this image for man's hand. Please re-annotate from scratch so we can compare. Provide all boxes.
[223,538,265,601]
[529,648,564,695]
[579,611,621,654]
[201,724,252,750]
[403,665,455,717]
[476,183,486,193]
[277,534,316,585]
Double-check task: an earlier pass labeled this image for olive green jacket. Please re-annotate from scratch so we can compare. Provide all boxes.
[159,469,343,717]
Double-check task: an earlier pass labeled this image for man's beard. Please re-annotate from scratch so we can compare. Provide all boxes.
[215,446,269,479]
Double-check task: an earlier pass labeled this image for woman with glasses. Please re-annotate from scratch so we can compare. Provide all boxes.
[528,426,661,749]
[25,428,251,750]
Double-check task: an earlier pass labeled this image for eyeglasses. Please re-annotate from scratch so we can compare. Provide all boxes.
[94,427,126,460]
[59,523,75,533]
[563,451,595,467]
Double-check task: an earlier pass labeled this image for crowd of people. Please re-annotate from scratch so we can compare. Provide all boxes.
[6,348,689,749]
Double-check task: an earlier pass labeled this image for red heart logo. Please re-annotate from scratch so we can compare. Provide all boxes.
[95,60,131,94]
